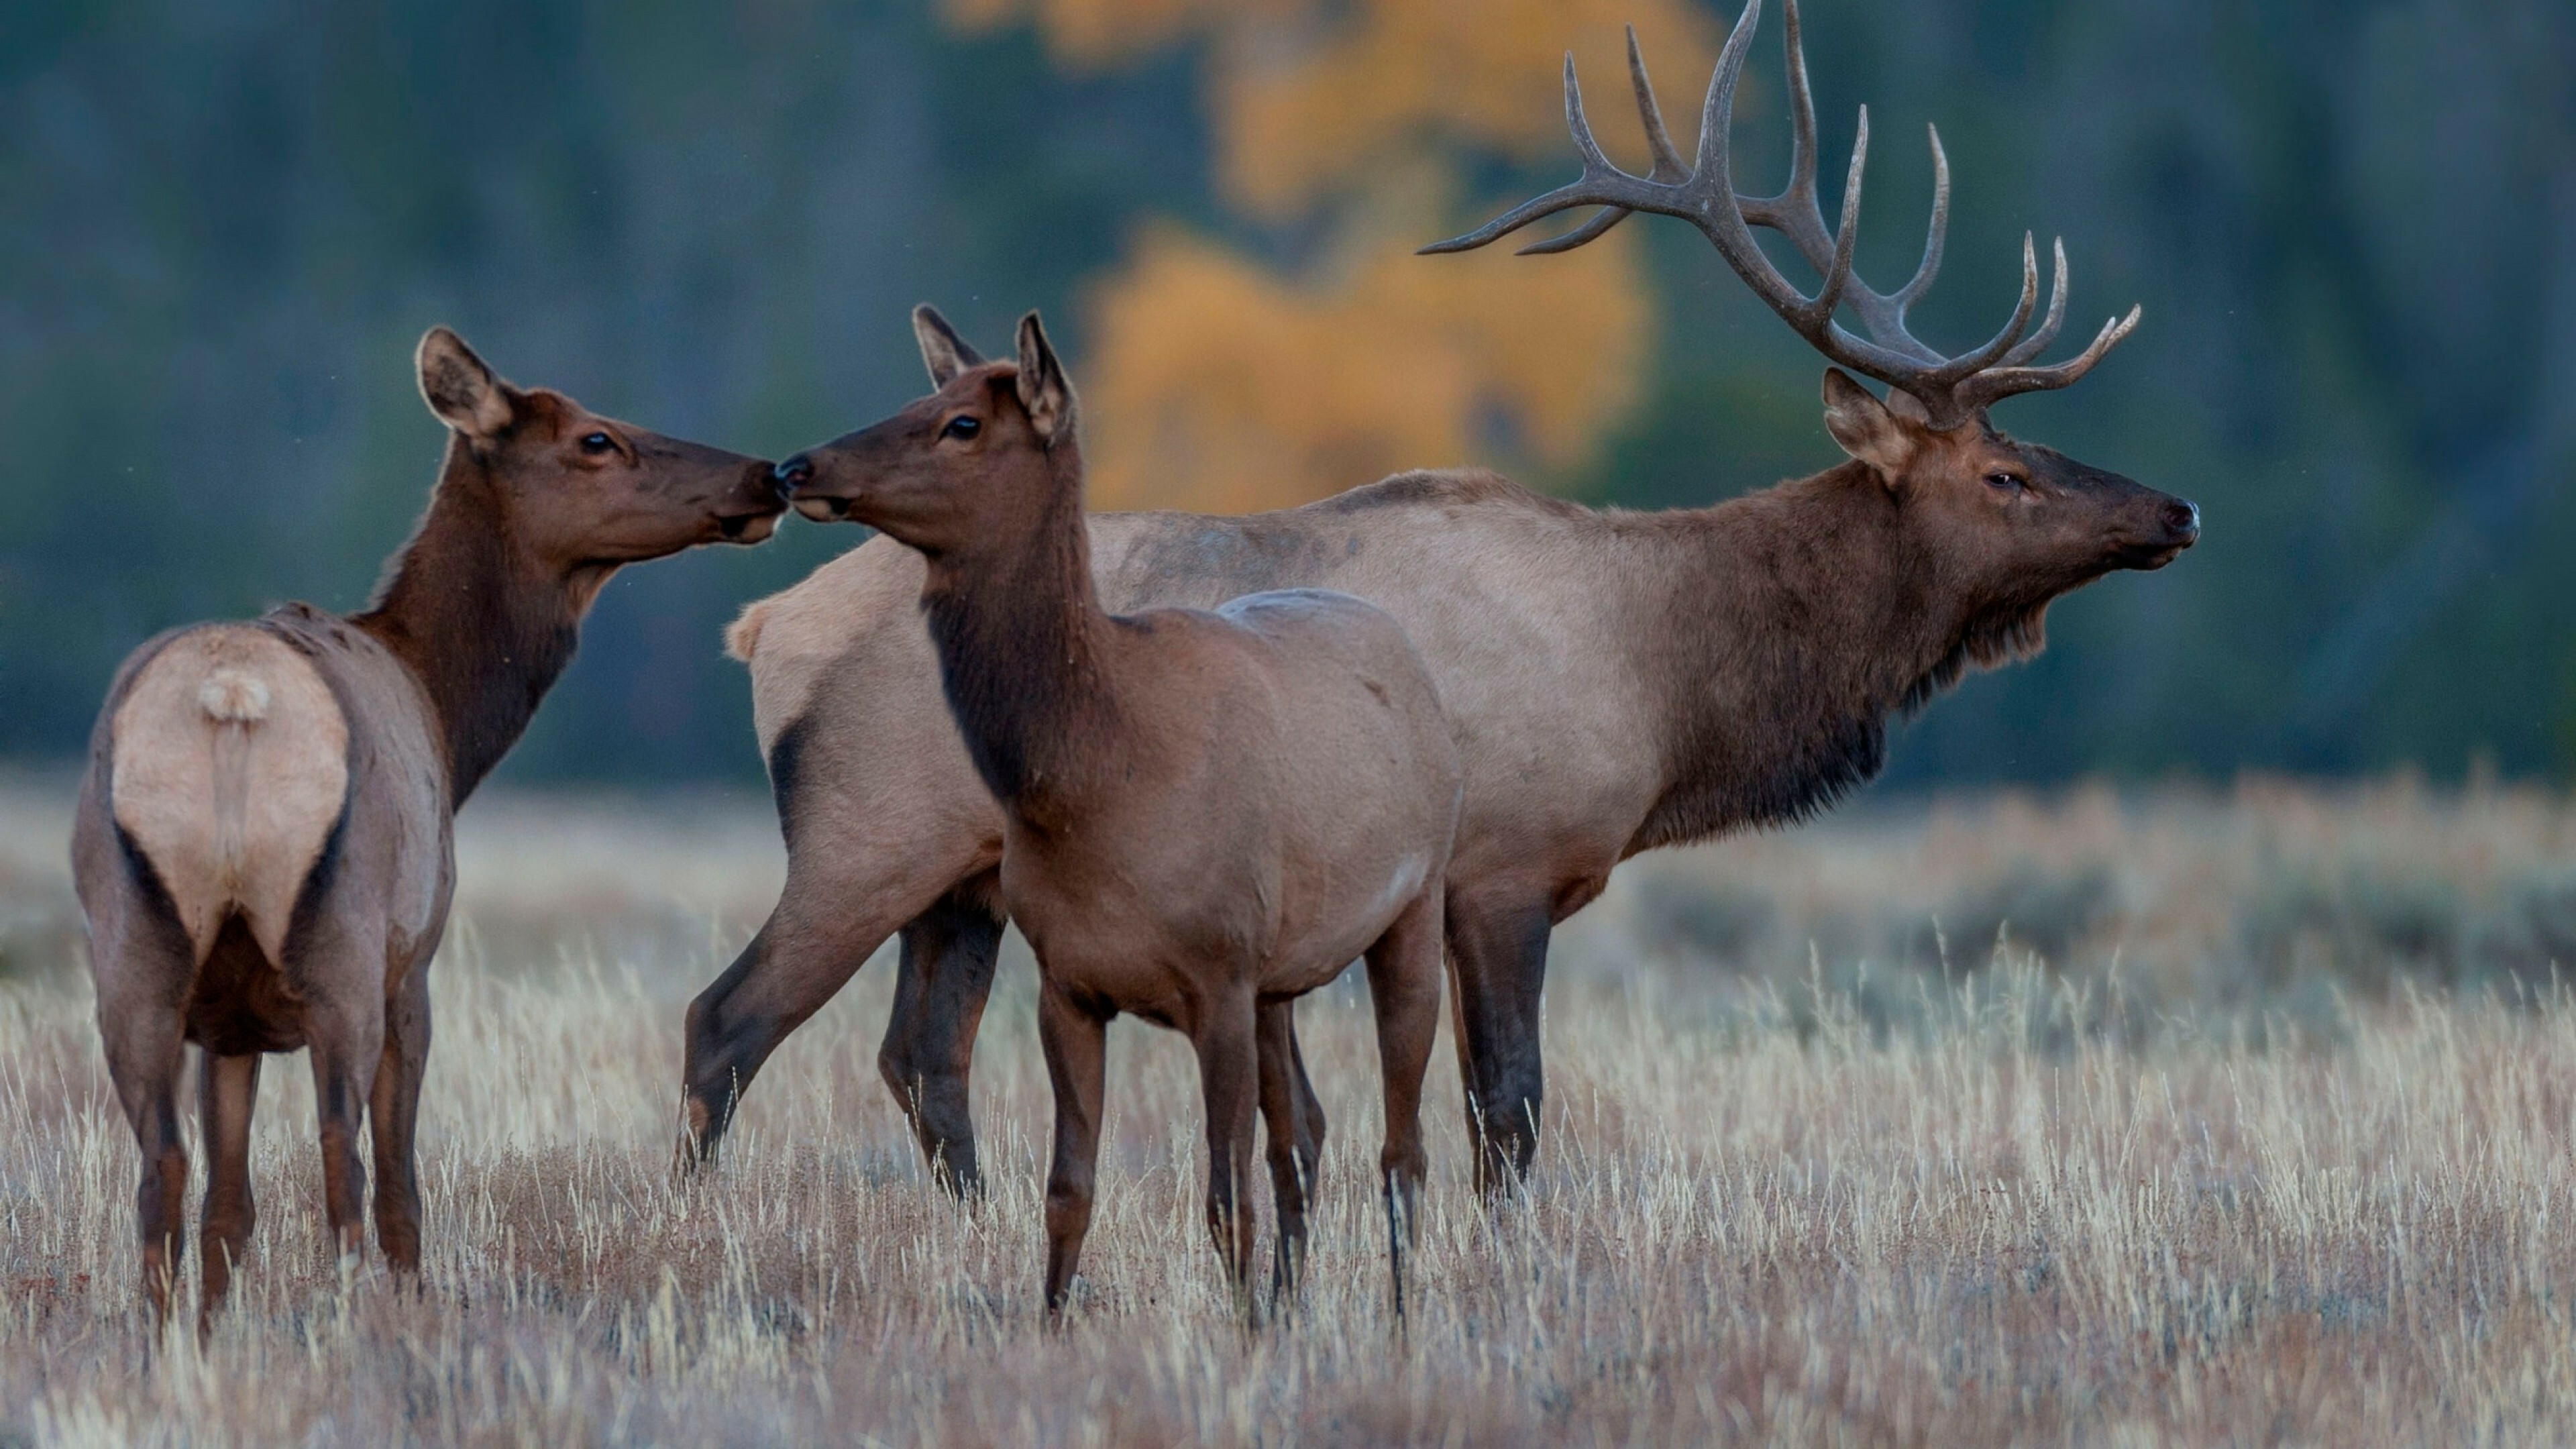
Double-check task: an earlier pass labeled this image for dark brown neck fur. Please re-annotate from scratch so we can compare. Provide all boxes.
[916,441,1122,826]
[350,437,594,805]
[1623,462,2048,853]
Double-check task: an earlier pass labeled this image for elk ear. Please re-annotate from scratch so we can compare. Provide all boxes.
[417,327,515,441]
[1821,369,1918,485]
[1014,311,1074,447]
[913,305,985,388]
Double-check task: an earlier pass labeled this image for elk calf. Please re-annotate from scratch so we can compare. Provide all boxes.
[776,308,1460,1319]
[73,329,782,1328]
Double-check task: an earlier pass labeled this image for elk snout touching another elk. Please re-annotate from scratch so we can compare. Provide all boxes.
[777,307,1461,1321]
[72,328,783,1329]
[686,0,2194,1204]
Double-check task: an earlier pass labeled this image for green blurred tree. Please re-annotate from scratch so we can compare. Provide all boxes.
[0,0,2567,788]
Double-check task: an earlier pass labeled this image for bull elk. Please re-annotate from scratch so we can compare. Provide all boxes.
[680,0,2196,1195]
[72,329,783,1328]
[775,309,1458,1318]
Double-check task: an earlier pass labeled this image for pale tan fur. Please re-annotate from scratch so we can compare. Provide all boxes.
[731,542,929,759]
[722,601,769,664]
[109,627,350,967]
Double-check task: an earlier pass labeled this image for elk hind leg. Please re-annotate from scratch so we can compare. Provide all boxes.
[1255,1000,1312,1307]
[1284,1019,1326,1208]
[1366,888,1445,1321]
[881,886,1004,1197]
[370,958,432,1277]
[100,985,190,1325]
[297,936,386,1265]
[198,1050,262,1323]
[678,853,971,1174]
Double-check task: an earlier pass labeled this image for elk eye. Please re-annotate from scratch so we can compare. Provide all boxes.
[941,415,981,441]
[1985,472,2024,491]
[580,431,616,455]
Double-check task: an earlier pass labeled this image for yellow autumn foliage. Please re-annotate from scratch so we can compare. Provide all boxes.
[944,0,1714,511]
[1081,220,1648,513]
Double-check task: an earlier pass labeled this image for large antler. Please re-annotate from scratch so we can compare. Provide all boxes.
[1420,0,2140,429]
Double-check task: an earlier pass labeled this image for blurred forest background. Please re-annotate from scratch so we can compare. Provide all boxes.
[1,0,2569,789]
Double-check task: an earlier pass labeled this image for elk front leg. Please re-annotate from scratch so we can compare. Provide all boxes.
[1194,992,1263,1319]
[678,850,971,1175]
[369,957,433,1277]
[1038,983,1108,1322]
[1366,889,1444,1321]
[881,888,1004,1197]
[1255,1001,1311,1305]
[197,1050,262,1323]
[1444,885,1554,1195]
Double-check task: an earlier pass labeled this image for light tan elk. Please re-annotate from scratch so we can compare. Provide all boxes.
[72,329,782,1326]
[777,309,1458,1318]
[681,0,2198,1195]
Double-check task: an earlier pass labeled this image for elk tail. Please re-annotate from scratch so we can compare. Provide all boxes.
[724,598,775,663]
[198,669,272,898]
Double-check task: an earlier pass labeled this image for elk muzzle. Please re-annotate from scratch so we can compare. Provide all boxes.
[2115,495,2200,571]
[776,453,858,522]
[714,462,790,544]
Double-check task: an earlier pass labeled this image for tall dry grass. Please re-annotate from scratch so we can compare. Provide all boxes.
[5,774,2576,1446]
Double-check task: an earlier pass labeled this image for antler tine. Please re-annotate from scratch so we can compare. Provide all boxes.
[1627,24,1690,179]
[1955,303,2143,411]
[1419,48,1705,257]
[1778,0,1821,220]
[1892,124,1950,315]
[1799,105,1868,328]
[1736,0,1829,266]
[1515,24,1695,257]
[1510,197,1632,257]
[1998,237,2070,368]
[1689,0,1762,192]
[1914,234,2043,405]
[1562,52,1617,172]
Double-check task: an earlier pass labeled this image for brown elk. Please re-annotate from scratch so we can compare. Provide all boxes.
[72,328,782,1327]
[680,0,2196,1196]
[775,308,1458,1318]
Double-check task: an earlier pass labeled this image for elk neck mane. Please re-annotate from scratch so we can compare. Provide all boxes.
[1621,460,2052,852]
[350,433,591,804]
[914,435,1123,822]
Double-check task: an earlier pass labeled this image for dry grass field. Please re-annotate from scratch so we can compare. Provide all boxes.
[6,772,2576,1446]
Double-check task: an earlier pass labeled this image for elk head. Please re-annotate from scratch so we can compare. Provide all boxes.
[774,307,1080,559]
[415,327,786,564]
[1424,0,2198,597]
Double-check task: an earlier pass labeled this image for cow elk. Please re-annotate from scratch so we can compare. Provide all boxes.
[72,329,782,1328]
[775,309,1460,1320]
[682,0,2196,1199]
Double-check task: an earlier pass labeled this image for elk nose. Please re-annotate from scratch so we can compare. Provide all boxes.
[2165,498,2201,541]
[773,454,815,492]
